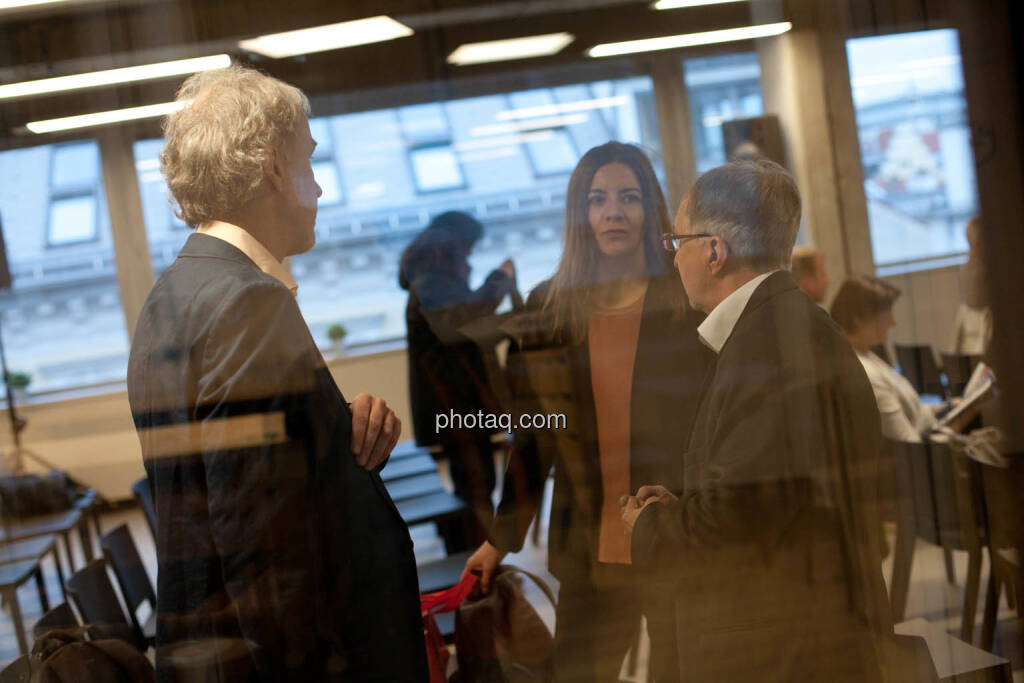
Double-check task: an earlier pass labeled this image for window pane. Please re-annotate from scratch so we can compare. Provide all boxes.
[683,53,764,172]
[133,139,189,278]
[0,141,129,394]
[409,146,464,192]
[523,129,577,175]
[48,195,97,245]
[846,29,977,266]
[51,142,100,189]
[290,73,661,349]
[399,103,450,146]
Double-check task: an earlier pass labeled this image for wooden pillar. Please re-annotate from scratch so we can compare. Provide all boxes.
[98,128,153,342]
[754,0,875,297]
[649,54,697,215]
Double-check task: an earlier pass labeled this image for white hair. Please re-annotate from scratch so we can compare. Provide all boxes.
[160,65,310,228]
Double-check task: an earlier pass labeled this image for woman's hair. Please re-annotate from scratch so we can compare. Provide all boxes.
[829,275,901,333]
[543,142,676,342]
[160,65,310,228]
[398,211,483,290]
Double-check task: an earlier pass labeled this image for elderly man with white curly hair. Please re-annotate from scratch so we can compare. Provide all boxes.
[127,65,428,682]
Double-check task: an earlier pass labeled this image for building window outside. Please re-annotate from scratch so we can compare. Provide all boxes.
[47,142,103,247]
[408,144,466,193]
[0,141,130,394]
[846,29,977,268]
[683,53,765,173]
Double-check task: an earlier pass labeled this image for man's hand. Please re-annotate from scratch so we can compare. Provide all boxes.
[462,541,505,594]
[635,484,678,506]
[349,393,401,471]
[620,494,660,537]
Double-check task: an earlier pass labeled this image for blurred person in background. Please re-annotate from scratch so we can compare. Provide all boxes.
[951,217,992,355]
[464,141,711,682]
[791,244,830,304]
[831,275,945,443]
[399,210,518,545]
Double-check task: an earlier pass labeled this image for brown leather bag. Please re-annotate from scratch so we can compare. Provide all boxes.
[453,565,556,683]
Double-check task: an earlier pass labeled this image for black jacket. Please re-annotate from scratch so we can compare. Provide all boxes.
[490,275,712,581]
[127,234,428,682]
[631,271,896,682]
[400,260,515,448]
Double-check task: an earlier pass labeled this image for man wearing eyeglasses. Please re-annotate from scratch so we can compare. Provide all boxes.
[621,160,930,682]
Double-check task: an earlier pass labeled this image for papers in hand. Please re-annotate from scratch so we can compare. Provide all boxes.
[939,362,995,429]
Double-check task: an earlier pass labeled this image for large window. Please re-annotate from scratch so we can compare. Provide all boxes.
[129,75,661,350]
[291,75,661,348]
[0,141,130,394]
[846,29,977,268]
[683,53,765,173]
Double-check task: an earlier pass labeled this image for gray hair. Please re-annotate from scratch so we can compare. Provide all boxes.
[686,159,801,272]
[160,65,310,228]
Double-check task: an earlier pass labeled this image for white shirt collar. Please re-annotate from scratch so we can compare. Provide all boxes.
[697,271,778,354]
[196,221,298,296]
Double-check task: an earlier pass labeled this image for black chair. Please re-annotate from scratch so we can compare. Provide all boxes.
[0,655,30,683]
[65,558,146,651]
[940,352,981,397]
[31,601,79,640]
[885,438,987,641]
[971,449,1023,653]
[100,524,156,643]
[894,343,948,398]
[131,478,157,540]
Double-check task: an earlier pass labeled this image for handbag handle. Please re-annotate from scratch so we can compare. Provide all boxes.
[421,572,479,615]
[495,564,557,610]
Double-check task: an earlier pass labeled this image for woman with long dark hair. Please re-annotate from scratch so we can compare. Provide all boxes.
[463,142,712,681]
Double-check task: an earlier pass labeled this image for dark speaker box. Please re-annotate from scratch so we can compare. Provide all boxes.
[721,115,786,168]
[0,214,10,291]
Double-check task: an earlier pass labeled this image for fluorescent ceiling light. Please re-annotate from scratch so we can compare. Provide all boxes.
[588,22,791,58]
[0,54,231,102]
[238,15,413,58]
[0,0,69,8]
[496,95,629,121]
[470,113,588,138]
[447,32,574,66]
[653,0,746,9]
[26,100,189,134]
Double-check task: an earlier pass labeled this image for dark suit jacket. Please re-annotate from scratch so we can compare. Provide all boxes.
[490,275,712,582]
[127,234,428,682]
[632,271,898,682]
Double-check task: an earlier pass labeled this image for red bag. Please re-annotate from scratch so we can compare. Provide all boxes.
[421,573,479,683]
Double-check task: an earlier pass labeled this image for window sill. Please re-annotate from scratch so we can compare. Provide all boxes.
[3,338,411,410]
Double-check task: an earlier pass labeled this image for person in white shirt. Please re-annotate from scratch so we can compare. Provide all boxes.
[830,275,939,443]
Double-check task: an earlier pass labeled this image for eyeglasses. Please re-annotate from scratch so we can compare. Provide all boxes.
[661,232,712,252]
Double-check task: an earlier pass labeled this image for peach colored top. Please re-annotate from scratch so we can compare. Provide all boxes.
[588,290,646,564]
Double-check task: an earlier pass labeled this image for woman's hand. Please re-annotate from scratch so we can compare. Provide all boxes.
[462,541,506,594]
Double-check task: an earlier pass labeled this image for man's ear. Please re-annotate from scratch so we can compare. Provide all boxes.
[707,237,728,275]
[263,146,285,193]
